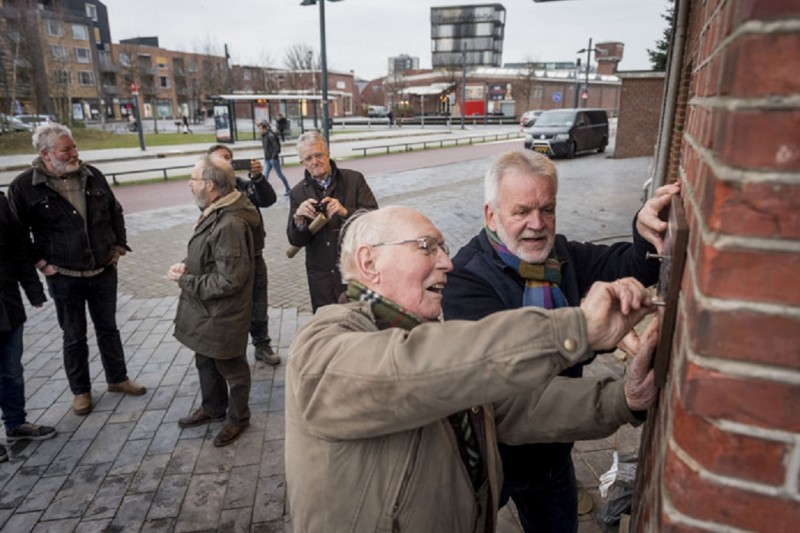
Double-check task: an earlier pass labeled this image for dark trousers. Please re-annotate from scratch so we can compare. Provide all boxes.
[499,457,578,533]
[0,325,27,431]
[250,255,271,348]
[195,353,251,425]
[46,267,128,394]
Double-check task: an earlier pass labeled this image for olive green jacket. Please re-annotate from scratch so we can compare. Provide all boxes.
[286,301,639,532]
[173,191,260,358]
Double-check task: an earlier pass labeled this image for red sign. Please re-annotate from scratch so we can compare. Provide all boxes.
[130,83,138,95]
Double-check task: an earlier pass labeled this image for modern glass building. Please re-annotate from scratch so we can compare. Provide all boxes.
[430,4,506,69]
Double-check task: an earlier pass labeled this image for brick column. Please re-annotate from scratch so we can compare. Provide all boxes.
[634,1,800,530]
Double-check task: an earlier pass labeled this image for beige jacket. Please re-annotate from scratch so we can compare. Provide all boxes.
[286,301,638,533]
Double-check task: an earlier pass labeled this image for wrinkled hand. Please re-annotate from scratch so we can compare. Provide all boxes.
[580,278,655,351]
[621,317,660,411]
[322,197,346,218]
[636,182,681,254]
[167,262,187,282]
[293,198,320,225]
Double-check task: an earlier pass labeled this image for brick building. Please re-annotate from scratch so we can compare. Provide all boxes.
[633,1,800,530]
[613,71,666,159]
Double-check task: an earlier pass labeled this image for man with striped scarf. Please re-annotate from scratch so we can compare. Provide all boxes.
[442,150,680,533]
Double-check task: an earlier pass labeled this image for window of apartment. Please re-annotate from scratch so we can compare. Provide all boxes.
[118,52,131,67]
[72,24,89,41]
[243,70,252,81]
[50,46,69,61]
[46,19,63,37]
[75,48,91,64]
[85,3,98,21]
[78,71,94,85]
[159,76,169,88]
[533,86,544,99]
[343,95,352,115]
[53,70,71,85]
[157,57,168,70]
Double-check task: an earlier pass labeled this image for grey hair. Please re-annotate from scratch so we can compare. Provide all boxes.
[484,150,558,207]
[32,123,74,153]
[197,154,235,196]
[296,130,328,155]
[338,208,395,282]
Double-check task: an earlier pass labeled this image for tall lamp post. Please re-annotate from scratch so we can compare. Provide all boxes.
[577,38,598,108]
[300,0,342,146]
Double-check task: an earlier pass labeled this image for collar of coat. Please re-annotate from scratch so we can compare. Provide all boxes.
[196,190,243,227]
[30,157,90,186]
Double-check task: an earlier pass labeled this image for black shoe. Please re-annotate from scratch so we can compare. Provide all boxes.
[254,343,281,365]
[0,445,7,463]
[178,409,225,428]
[213,423,249,447]
[6,422,57,441]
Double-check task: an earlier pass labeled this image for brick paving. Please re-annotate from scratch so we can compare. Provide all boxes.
[1,131,649,532]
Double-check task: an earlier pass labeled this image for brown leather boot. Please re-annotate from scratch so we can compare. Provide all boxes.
[107,379,147,396]
[73,393,92,415]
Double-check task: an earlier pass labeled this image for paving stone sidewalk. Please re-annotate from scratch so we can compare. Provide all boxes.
[1,144,649,532]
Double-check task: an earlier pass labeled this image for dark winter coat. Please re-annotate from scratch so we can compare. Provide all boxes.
[0,192,46,331]
[261,130,281,160]
[173,191,261,359]
[235,173,276,255]
[286,160,378,311]
[441,223,658,484]
[8,160,129,271]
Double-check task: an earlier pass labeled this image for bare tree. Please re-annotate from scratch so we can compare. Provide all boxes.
[1,0,51,117]
[283,44,316,70]
[514,60,542,114]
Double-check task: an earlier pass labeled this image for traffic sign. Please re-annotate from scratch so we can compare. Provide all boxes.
[552,91,562,103]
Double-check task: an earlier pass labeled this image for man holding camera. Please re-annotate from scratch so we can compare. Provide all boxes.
[207,144,280,365]
[287,131,377,311]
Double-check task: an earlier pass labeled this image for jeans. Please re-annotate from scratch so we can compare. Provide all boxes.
[499,457,578,533]
[250,255,271,347]
[264,158,291,193]
[46,267,129,394]
[0,325,27,431]
[195,353,251,425]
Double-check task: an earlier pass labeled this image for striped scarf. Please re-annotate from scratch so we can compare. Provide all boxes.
[346,280,484,489]
[485,226,568,309]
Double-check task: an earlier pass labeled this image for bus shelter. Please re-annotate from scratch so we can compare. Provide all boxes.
[210,94,327,143]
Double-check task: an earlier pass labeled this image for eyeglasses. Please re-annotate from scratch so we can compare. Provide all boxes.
[370,236,449,256]
[300,152,328,164]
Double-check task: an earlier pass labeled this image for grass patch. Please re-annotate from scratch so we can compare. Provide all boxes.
[0,128,220,156]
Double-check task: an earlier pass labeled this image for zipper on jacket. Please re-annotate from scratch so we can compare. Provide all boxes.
[390,429,423,531]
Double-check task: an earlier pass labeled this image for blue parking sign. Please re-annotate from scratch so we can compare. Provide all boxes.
[553,91,562,103]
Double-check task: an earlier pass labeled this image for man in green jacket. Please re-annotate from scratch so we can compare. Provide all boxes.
[286,206,659,532]
[168,155,261,447]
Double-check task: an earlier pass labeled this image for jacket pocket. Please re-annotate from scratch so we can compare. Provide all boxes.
[386,429,423,532]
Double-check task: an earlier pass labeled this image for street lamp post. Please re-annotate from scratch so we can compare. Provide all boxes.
[577,38,599,108]
[300,0,342,146]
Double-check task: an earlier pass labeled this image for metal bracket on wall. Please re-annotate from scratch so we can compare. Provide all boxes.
[651,195,689,388]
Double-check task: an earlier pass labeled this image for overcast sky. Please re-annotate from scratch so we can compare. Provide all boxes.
[102,0,670,80]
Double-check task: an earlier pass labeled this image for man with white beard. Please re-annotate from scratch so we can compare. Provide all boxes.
[8,124,145,417]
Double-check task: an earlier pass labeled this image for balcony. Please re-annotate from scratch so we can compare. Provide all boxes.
[101,84,119,95]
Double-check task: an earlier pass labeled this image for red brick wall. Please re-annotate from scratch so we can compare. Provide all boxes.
[614,74,665,158]
[634,1,800,530]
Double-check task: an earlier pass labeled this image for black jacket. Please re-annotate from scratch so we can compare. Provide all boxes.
[261,130,281,160]
[441,224,658,482]
[0,191,46,331]
[8,160,129,271]
[287,160,378,311]
[235,173,276,255]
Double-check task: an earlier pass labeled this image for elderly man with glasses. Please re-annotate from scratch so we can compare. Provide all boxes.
[287,131,377,312]
[285,205,661,532]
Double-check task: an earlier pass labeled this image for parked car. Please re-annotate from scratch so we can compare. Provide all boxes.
[15,114,58,127]
[0,113,34,133]
[523,108,609,158]
[519,109,544,128]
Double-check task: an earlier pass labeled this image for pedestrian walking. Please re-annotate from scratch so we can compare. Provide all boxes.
[257,121,291,196]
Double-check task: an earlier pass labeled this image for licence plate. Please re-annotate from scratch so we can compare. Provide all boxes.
[534,145,549,154]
